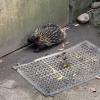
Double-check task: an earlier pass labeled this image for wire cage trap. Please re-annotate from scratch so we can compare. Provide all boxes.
[13,40,100,96]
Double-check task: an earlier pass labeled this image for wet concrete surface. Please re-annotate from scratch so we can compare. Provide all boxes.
[0,24,100,100]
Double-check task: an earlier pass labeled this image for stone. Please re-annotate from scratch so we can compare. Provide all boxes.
[90,87,96,92]
[91,2,100,9]
[77,13,90,24]
[69,0,92,23]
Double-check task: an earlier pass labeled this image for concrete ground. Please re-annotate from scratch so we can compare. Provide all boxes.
[0,24,100,100]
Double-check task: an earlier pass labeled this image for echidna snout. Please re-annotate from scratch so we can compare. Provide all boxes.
[27,35,37,44]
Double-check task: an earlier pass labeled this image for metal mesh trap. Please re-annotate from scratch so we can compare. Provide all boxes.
[13,40,100,96]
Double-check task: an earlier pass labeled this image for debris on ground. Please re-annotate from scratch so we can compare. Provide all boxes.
[65,42,70,45]
[0,59,3,63]
[74,24,80,27]
[16,63,20,66]
[77,13,90,24]
[64,64,71,68]
[90,87,96,92]
[95,76,100,80]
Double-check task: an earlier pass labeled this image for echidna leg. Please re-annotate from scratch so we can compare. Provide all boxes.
[33,44,48,52]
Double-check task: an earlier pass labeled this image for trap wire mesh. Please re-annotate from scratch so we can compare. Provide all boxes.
[13,40,100,96]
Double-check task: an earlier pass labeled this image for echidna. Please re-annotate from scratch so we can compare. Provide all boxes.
[27,24,67,52]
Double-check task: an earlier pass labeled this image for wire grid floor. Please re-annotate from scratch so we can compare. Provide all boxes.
[13,40,100,96]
